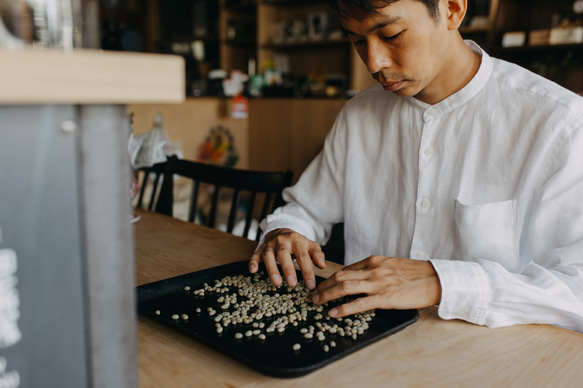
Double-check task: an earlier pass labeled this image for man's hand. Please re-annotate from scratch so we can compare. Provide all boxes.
[249,228,325,290]
[312,256,442,317]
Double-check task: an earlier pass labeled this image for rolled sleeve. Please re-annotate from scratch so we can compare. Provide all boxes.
[430,259,490,325]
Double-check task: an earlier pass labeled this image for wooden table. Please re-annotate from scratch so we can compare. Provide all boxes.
[134,209,583,387]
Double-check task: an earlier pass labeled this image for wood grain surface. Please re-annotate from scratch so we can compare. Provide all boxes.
[134,209,583,387]
[0,49,184,104]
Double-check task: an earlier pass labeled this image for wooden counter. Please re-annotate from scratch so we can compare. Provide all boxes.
[0,48,184,104]
[134,209,583,387]
[248,98,346,183]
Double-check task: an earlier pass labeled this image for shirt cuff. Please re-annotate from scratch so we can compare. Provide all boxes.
[429,259,490,325]
[255,213,319,251]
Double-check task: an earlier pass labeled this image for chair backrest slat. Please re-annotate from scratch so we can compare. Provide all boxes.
[188,180,201,223]
[243,191,257,239]
[135,161,166,211]
[208,185,221,228]
[227,189,241,234]
[155,156,293,240]
[136,175,148,208]
[148,173,162,211]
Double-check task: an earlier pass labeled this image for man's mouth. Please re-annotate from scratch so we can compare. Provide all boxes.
[380,81,404,92]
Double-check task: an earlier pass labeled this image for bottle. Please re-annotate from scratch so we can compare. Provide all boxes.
[247,58,264,97]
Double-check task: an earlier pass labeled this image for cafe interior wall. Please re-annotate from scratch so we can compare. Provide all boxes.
[129,98,249,170]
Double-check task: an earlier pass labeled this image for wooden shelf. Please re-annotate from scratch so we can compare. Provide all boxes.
[224,38,257,46]
[495,43,583,52]
[262,38,350,50]
[261,0,327,7]
[161,35,220,43]
[223,0,257,12]
[486,0,583,92]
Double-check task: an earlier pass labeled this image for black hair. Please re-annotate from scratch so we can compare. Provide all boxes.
[327,0,441,20]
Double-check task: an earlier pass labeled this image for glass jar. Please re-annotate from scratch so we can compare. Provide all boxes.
[0,0,98,50]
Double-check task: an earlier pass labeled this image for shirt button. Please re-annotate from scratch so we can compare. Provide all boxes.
[424,108,436,121]
[424,148,433,156]
[420,199,431,209]
[415,252,424,259]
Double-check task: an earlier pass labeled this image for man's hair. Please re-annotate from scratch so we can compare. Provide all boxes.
[327,0,441,20]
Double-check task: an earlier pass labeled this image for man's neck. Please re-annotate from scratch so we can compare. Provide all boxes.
[416,36,482,105]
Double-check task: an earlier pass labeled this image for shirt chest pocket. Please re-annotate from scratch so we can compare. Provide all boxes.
[454,199,519,272]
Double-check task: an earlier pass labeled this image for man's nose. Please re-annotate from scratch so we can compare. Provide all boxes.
[365,40,392,74]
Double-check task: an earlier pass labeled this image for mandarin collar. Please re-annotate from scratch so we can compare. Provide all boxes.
[406,40,493,115]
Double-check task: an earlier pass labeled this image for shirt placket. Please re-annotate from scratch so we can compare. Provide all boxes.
[410,107,440,260]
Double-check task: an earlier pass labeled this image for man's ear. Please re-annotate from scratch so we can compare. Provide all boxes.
[445,0,468,30]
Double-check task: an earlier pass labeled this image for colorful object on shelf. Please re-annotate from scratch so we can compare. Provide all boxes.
[232,93,248,119]
[197,125,239,167]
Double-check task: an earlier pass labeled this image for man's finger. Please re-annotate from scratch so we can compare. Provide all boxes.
[292,242,316,289]
[328,295,380,318]
[313,278,373,305]
[262,246,283,286]
[277,246,298,287]
[249,251,261,274]
[308,243,326,269]
[315,268,369,296]
[340,256,381,271]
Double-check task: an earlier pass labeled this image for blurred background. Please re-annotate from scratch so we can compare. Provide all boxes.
[96,0,583,97]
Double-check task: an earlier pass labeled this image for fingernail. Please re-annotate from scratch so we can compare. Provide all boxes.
[286,275,296,286]
[312,291,319,304]
[250,263,257,272]
[271,274,281,285]
[329,308,338,317]
[306,279,315,289]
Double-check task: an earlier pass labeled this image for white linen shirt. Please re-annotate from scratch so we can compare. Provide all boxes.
[259,42,583,332]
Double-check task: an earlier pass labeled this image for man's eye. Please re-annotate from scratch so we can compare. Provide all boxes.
[384,32,402,41]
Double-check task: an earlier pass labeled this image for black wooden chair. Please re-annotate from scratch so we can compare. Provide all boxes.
[135,161,166,211]
[155,156,293,241]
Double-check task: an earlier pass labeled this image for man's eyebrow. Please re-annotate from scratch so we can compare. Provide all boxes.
[341,16,402,36]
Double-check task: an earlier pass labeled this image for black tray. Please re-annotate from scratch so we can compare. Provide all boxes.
[136,261,418,378]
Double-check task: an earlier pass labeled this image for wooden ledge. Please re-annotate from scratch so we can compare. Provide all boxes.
[0,49,185,104]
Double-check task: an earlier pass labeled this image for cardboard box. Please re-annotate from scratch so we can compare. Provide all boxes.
[550,26,583,45]
[529,29,551,46]
[502,31,526,47]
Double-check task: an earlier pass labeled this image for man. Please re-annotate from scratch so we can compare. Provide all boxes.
[249,0,583,332]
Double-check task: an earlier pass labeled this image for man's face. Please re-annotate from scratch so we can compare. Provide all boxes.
[342,0,451,104]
